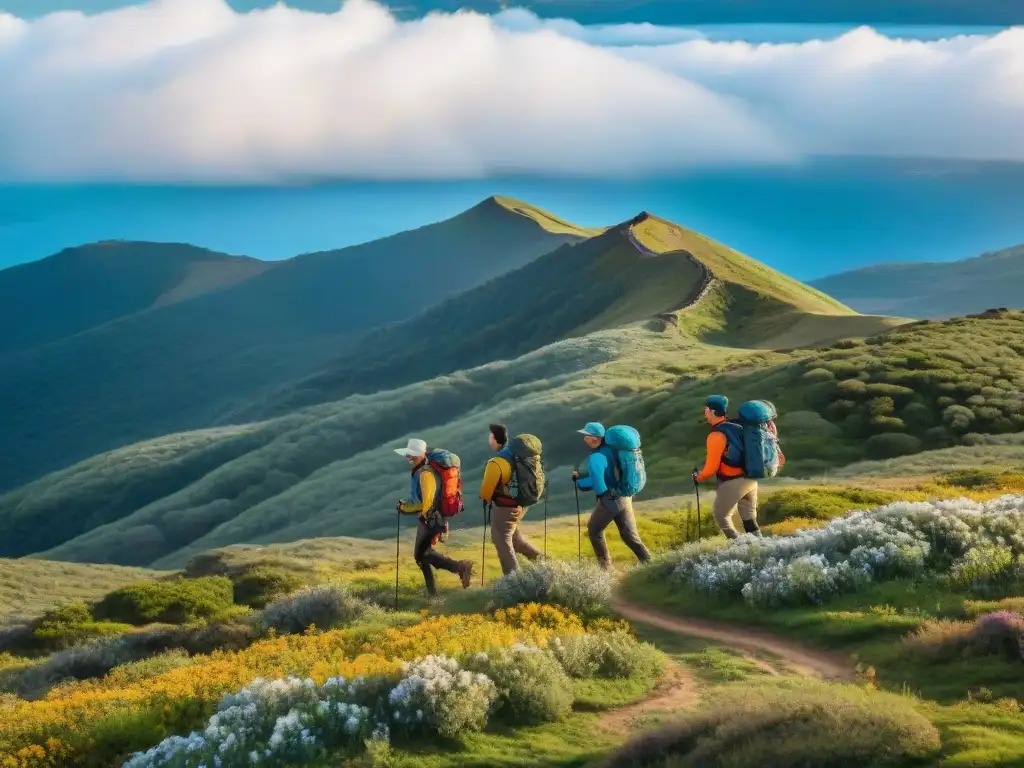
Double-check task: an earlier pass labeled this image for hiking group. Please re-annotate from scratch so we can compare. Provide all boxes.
[394,394,783,597]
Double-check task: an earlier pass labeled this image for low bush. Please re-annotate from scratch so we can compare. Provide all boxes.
[466,645,573,725]
[16,634,143,697]
[599,679,941,767]
[664,495,1024,607]
[758,487,903,525]
[549,631,664,680]
[261,583,368,635]
[864,432,922,459]
[30,618,135,653]
[490,560,613,617]
[231,566,308,609]
[100,649,195,687]
[971,611,1024,661]
[93,576,235,625]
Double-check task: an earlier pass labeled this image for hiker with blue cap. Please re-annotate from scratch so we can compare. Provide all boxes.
[571,421,652,569]
[693,395,785,539]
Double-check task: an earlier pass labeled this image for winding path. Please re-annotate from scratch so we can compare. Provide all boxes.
[611,597,856,682]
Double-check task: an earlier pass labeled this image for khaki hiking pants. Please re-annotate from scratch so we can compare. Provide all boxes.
[490,505,542,575]
[588,495,652,570]
[712,477,758,539]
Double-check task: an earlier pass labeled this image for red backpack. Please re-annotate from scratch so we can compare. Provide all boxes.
[427,449,464,517]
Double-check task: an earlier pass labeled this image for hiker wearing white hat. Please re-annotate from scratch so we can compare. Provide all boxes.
[395,438,474,596]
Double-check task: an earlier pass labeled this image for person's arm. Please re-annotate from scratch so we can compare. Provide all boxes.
[479,458,503,502]
[398,470,437,515]
[581,451,609,495]
[695,431,726,483]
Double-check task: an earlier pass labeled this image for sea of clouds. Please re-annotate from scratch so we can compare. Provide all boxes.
[0,0,1021,181]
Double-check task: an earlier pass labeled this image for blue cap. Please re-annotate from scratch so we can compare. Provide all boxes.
[577,422,606,438]
[705,395,729,414]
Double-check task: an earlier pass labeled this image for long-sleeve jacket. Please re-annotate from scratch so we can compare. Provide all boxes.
[576,446,617,497]
[399,465,437,520]
[479,452,514,503]
[694,427,743,484]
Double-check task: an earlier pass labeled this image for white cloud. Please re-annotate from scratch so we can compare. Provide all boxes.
[0,0,1021,182]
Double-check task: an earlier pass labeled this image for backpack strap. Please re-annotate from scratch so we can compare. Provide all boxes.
[712,421,744,471]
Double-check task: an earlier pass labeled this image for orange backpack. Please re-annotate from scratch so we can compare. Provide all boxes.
[427,449,464,517]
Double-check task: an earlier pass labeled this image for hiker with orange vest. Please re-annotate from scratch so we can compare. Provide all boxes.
[395,438,474,596]
[692,395,784,539]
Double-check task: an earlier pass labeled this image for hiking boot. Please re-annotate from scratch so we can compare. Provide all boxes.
[457,560,474,589]
[743,519,763,537]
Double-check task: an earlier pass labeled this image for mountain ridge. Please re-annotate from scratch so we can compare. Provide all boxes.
[810,243,1024,318]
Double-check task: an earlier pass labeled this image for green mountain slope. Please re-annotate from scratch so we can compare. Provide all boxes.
[18,308,1023,570]
[0,242,269,356]
[809,244,1024,319]
[0,197,584,492]
[244,212,899,419]
[0,204,921,567]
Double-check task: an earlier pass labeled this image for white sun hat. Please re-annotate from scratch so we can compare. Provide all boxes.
[394,438,427,458]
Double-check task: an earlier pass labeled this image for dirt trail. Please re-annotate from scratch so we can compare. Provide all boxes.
[612,598,855,682]
[600,661,698,733]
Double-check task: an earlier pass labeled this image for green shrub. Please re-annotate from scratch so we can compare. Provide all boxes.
[39,601,93,626]
[465,645,573,725]
[599,679,941,767]
[867,396,895,417]
[489,561,613,617]
[943,404,976,433]
[758,487,902,526]
[549,632,664,680]
[940,468,1002,489]
[231,567,307,609]
[869,416,906,432]
[901,401,935,430]
[802,368,835,383]
[835,379,868,398]
[30,620,134,653]
[93,576,235,626]
[863,432,922,459]
[923,425,957,448]
[261,583,367,635]
[101,649,193,687]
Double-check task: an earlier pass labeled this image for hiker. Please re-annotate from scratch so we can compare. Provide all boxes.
[692,395,783,539]
[394,438,474,596]
[479,423,544,575]
[571,422,652,570]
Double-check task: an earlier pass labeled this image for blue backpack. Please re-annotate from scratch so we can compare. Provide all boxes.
[604,425,647,496]
[716,400,781,480]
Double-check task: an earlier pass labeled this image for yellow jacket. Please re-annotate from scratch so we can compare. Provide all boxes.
[399,467,437,519]
[479,455,513,503]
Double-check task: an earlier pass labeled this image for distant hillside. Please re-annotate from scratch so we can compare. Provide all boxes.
[244,212,897,419]
[0,205,920,567]
[0,242,268,356]
[0,197,585,491]
[810,244,1024,319]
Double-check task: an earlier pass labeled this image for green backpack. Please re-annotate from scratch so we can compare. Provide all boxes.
[508,434,545,507]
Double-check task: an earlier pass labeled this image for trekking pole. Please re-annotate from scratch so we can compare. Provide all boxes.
[573,477,581,565]
[693,474,702,543]
[394,509,401,611]
[543,484,548,558]
[481,501,490,588]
